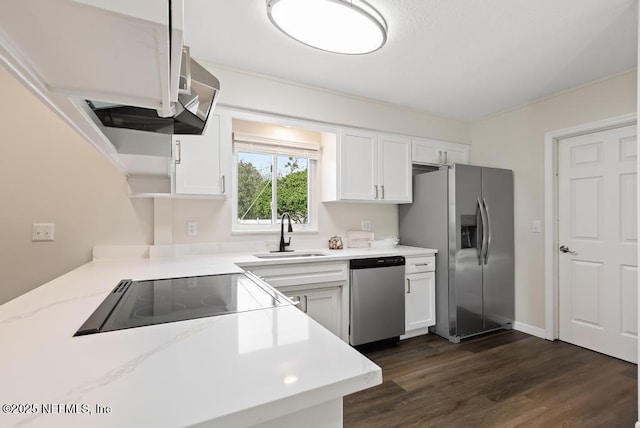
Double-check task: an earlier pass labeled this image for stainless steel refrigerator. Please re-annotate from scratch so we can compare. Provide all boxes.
[399,164,514,342]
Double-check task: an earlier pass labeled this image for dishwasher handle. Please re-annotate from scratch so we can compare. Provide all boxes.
[350,256,405,269]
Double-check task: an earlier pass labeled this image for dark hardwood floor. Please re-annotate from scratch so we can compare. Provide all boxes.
[344,330,637,427]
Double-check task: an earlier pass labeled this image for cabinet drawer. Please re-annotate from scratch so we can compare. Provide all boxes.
[405,256,435,274]
[246,261,348,288]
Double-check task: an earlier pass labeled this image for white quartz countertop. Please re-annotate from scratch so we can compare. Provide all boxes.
[0,245,435,427]
[234,245,436,268]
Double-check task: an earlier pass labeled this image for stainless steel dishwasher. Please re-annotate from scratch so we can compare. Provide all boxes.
[349,256,406,346]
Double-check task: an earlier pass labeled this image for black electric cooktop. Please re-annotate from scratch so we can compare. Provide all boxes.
[74,272,290,336]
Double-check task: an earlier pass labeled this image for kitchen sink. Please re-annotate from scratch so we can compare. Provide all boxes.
[253,251,328,259]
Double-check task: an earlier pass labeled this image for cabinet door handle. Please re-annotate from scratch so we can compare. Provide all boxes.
[444,151,448,164]
[407,278,411,294]
[374,185,379,199]
[381,185,385,199]
[437,150,442,164]
[289,295,301,306]
[303,295,308,313]
[175,140,181,165]
[221,175,226,194]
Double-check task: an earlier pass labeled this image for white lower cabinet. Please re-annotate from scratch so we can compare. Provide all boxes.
[281,286,342,338]
[246,256,435,342]
[244,261,349,341]
[402,256,436,339]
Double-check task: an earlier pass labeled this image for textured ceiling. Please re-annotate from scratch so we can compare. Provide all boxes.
[184,0,638,121]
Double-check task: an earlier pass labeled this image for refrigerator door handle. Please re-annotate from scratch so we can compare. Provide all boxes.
[482,198,491,264]
[476,198,483,265]
[479,197,489,264]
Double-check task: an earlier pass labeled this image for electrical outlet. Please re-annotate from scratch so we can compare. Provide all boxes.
[32,223,55,241]
[187,221,198,237]
[361,220,371,231]
[532,220,542,233]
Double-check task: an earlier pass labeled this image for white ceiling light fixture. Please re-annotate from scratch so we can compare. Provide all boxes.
[266,0,387,55]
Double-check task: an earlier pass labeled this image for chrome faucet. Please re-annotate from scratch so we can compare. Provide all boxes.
[278,212,293,252]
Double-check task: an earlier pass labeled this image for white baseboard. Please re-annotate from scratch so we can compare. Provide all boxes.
[400,327,430,340]
[513,322,546,339]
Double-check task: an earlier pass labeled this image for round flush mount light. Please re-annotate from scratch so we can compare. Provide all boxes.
[266,0,387,55]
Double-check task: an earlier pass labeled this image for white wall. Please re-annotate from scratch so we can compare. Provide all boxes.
[0,66,153,305]
[470,69,637,330]
[169,198,398,249]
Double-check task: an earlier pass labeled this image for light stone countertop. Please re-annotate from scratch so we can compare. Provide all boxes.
[0,245,436,427]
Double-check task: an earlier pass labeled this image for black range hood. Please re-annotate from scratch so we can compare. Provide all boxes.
[87,52,219,138]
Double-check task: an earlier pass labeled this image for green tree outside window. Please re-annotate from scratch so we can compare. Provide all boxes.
[237,152,309,225]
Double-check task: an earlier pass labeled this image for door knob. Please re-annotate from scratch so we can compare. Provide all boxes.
[559,245,577,255]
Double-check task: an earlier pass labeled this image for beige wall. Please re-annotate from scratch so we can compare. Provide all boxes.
[0,67,153,305]
[470,69,637,330]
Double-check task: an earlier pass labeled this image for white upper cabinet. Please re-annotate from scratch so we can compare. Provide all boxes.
[412,138,469,166]
[128,112,231,198]
[0,0,183,115]
[173,114,225,196]
[378,134,412,202]
[324,128,411,203]
[339,129,378,200]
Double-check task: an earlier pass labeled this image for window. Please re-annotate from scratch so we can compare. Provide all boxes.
[233,133,318,231]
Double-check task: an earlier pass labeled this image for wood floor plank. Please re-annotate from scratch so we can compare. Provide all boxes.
[344,330,637,427]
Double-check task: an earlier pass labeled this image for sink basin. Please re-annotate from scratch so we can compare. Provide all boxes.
[253,251,328,259]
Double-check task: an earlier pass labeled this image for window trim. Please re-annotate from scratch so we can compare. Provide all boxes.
[233,133,320,159]
[221,107,340,235]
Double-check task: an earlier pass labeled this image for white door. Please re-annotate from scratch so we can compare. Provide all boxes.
[404,272,435,332]
[442,145,468,165]
[174,114,222,195]
[378,135,411,202]
[285,287,341,337]
[304,288,342,337]
[339,129,377,200]
[411,138,443,165]
[558,124,637,363]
